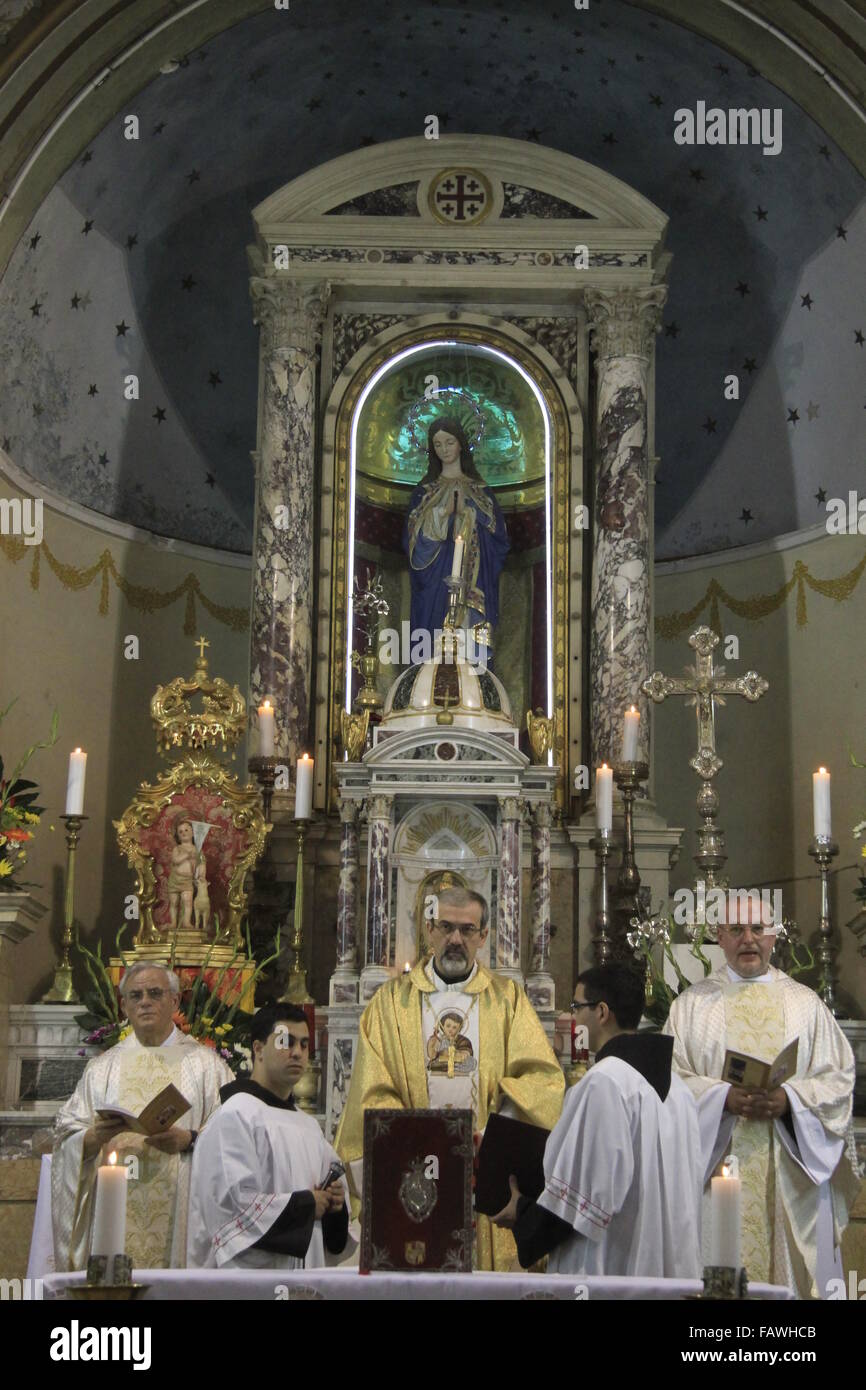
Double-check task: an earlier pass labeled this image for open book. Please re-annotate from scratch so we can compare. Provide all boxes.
[97,1083,191,1136]
[722,1037,799,1090]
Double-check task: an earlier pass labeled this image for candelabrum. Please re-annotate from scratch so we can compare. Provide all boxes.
[66,1254,148,1301]
[282,818,314,1004]
[42,814,86,1004]
[248,755,277,826]
[808,835,841,1016]
[443,573,467,629]
[612,762,649,942]
[589,826,614,964]
[695,1266,750,1300]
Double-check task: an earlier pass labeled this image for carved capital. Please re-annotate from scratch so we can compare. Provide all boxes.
[339,800,360,827]
[532,801,553,831]
[365,793,393,822]
[585,286,667,361]
[250,278,332,357]
[498,795,521,823]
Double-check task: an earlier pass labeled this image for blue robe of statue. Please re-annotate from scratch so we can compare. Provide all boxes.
[403,473,510,639]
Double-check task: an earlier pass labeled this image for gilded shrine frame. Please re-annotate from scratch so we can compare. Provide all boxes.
[322,320,575,814]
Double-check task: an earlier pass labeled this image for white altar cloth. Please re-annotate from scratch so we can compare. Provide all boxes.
[43,1269,794,1301]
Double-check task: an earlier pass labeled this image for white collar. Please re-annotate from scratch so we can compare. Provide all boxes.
[725,965,773,985]
[133,1024,180,1048]
[427,959,478,992]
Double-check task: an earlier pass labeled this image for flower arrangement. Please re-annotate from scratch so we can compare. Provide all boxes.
[627,907,815,1027]
[75,919,281,1075]
[0,701,58,890]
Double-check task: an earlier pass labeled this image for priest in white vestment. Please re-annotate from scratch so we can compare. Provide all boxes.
[664,896,861,1298]
[494,964,703,1279]
[52,962,232,1271]
[187,1003,350,1269]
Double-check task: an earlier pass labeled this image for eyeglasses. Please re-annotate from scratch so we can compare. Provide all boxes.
[126,987,170,1003]
[431,920,483,939]
[719,925,768,939]
[570,999,599,1013]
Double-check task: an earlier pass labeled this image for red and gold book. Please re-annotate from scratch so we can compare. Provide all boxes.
[360,1108,473,1273]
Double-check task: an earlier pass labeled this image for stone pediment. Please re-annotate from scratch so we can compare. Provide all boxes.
[326,179,595,222]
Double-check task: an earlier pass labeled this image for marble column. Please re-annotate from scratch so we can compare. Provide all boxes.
[585,287,666,770]
[496,797,523,982]
[248,278,331,765]
[526,802,554,1009]
[330,801,361,1004]
[360,794,392,1001]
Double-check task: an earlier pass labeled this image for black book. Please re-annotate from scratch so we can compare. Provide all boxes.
[474,1112,550,1217]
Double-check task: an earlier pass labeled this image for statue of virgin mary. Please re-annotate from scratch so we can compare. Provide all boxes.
[402,416,510,640]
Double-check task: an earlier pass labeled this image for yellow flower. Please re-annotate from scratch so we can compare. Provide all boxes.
[0,861,13,877]
[214,1024,230,1036]
[24,812,40,825]
[117,1025,132,1042]
[16,851,26,860]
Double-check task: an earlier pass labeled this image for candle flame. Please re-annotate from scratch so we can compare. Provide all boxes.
[74,746,83,753]
[818,766,827,774]
[403,961,411,973]
[108,1151,117,1166]
[628,706,638,715]
[599,762,609,770]
[262,700,272,711]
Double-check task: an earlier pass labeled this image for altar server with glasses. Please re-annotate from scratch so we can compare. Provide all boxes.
[335,884,564,1270]
[494,963,703,1279]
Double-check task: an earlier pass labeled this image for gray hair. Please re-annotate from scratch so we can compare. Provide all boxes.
[118,960,181,998]
[436,885,489,931]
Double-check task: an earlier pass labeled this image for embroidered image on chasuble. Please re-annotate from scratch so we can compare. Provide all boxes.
[52,1032,231,1272]
[335,959,564,1271]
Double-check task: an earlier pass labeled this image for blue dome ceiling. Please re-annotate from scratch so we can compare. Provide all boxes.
[1,0,863,557]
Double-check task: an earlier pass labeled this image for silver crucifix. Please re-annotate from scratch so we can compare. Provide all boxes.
[641,625,768,887]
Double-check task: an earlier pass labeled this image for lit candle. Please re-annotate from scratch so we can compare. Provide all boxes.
[450,534,465,580]
[65,748,87,815]
[621,707,640,763]
[294,754,314,819]
[596,764,613,832]
[402,961,412,975]
[710,1156,741,1268]
[257,700,275,758]
[91,1151,127,1260]
[812,767,831,839]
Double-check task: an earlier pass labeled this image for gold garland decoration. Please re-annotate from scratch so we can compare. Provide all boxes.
[0,532,247,633]
[656,547,866,640]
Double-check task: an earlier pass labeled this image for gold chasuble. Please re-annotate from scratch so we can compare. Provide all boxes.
[335,959,564,1271]
[52,1030,231,1272]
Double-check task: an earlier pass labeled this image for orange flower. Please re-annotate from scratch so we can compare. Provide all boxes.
[201,1036,217,1049]
[3,828,32,842]
[172,1011,191,1034]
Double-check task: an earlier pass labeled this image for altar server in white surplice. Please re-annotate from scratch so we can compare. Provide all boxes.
[52,963,231,1272]
[494,964,703,1279]
[664,895,861,1299]
[187,1004,350,1269]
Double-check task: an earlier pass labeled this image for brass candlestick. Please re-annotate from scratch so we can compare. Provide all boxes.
[612,762,649,940]
[590,826,614,964]
[808,835,840,1015]
[282,818,313,1004]
[248,755,277,825]
[43,813,86,1003]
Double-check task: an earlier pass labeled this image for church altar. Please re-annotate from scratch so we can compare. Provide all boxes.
[41,1268,794,1302]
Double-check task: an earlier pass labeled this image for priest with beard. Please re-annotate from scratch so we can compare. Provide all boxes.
[335,885,564,1271]
[493,963,703,1279]
[187,1003,349,1269]
[664,894,860,1298]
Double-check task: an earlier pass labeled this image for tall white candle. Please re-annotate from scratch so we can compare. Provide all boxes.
[91,1151,127,1259]
[710,1157,741,1268]
[257,700,275,758]
[65,748,87,815]
[294,754,314,819]
[450,534,465,580]
[621,707,640,763]
[596,764,613,832]
[812,767,832,839]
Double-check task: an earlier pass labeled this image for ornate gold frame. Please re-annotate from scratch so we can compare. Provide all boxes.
[327,323,572,813]
[113,750,270,950]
